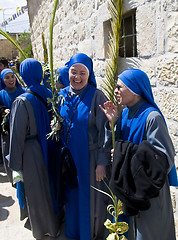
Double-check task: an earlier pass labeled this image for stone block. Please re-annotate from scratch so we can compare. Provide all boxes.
[156,54,178,85]
[167,12,178,53]
[158,88,178,121]
[137,3,156,57]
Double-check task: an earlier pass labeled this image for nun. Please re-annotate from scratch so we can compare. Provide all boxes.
[0,68,25,182]
[100,68,177,240]
[58,53,111,240]
[8,58,62,240]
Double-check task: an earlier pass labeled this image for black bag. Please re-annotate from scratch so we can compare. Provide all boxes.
[61,147,78,189]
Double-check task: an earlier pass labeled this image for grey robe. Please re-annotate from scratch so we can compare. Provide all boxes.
[89,89,111,240]
[8,96,61,239]
[104,100,176,240]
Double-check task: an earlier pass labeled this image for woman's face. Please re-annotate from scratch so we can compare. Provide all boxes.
[114,78,140,107]
[3,72,16,88]
[69,64,89,90]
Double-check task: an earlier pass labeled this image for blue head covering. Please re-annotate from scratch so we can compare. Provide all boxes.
[118,69,158,108]
[65,53,97,88]
[1,68,21,89]
[20,58,43,87]
[56,66,69,87]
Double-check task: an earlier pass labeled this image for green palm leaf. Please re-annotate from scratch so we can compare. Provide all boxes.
[103,0,123,106]
[47,0,64,141]
[42,33,48,64]
[49,0,59,94]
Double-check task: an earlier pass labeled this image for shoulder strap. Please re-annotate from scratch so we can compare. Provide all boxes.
[26,90,49,110]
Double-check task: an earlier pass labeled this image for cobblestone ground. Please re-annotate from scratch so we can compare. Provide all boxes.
[0,164,68,240]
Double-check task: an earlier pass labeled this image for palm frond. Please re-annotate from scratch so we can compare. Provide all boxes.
[47,0,64,141]
[49,0,59,94]
[0,29,27,59]
[42,33,48,64]
[104,0,123,106]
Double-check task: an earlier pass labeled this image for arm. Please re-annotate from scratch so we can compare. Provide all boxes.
[145,111,175,173]
[8,98,29,171]
[89,90,111,181]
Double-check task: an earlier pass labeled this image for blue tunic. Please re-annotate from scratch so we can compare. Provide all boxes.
[59,84,96,240]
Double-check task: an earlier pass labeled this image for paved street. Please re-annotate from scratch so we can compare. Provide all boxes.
[0,164,67,240]
[1,163,178,240]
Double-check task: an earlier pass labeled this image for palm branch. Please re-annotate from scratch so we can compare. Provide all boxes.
[47,0,64,141]
[49,0,59,94]
[103,0,123,107]
[42,33,48,64]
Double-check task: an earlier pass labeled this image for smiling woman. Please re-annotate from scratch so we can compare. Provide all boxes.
[0,68,25,183]
[3,72,16,88]
[58,53,111,240]
[69,64,90,90]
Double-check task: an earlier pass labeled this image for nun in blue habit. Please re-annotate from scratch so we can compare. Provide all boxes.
[8,58,62,240]
[58,53,111,240]
[0,68,25,182]
[56,66,70,90]
[101,69,177,240]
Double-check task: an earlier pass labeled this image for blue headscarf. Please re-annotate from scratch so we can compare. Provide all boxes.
[1,68,21,89]
[118,69,163,115]
[0,68,25,109]
[56,66,69,87]
[20,58,43,87]
[65,53,97,88]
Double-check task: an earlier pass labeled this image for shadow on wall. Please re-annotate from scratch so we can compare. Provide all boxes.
[117,57,142,75]
[27,0,44,24]
[123,0,138,13]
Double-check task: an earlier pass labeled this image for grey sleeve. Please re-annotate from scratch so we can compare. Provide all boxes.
[89,89,111,165]
[8,97,29,171]
[145,111,175,172]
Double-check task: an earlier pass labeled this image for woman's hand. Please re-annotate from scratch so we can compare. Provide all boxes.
[50,119,61,131]
[96,164,106,182]
[99,101,118,128]
[3,109,10,115]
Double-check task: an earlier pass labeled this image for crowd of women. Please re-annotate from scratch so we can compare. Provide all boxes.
[0,54,177,240]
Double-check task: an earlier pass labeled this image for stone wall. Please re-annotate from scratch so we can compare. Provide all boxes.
[0,34,19,60]
[27,0,178,235]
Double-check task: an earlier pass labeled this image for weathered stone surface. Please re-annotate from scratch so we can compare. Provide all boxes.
[137,3,156,57]
[156,54,178,85]
[167,12,178,53]
[158,88,178,121]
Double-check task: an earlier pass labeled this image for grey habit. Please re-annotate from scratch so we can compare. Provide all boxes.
[8,96,61,239]
[104,99,176,240]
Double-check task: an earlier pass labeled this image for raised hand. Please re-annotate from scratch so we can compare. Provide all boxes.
[99,101,118,127]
